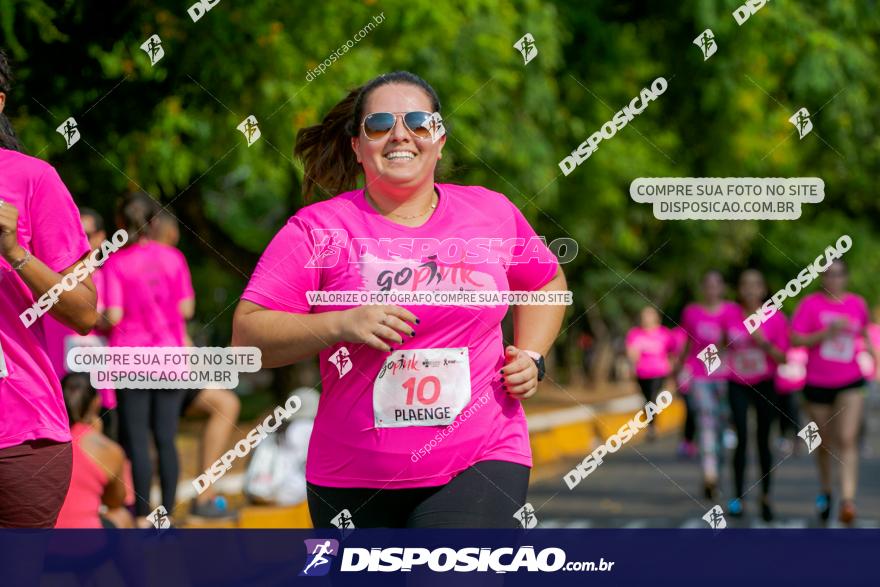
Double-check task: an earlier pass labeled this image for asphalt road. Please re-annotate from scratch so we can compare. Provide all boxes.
[527,392,880,529]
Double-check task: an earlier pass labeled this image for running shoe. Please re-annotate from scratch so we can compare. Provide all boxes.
[723,429,738,450]
[839,500,856,526]
[728,498,744,518]
[816,493,832,523]
[760,497,774,523]
[190,496,235,519]
[703,482,717,501]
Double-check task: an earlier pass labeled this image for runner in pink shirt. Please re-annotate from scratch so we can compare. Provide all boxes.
[677,270,739,500]
[724,269,789,521]
[791,259,876,525]
[626,306,674,439]
[0,53,98,527]
[103,192,194,526]
[234,72,567,528]
[42,208,120,440]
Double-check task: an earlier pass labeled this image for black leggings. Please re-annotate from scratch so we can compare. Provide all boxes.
[728,380,776,498]
[774,391,799,438]
[307,460,530,528]
[117,389,185,516]
[637,377,664,426]
[683,393,697,443]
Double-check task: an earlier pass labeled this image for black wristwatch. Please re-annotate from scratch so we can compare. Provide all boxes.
[524,350,545,381]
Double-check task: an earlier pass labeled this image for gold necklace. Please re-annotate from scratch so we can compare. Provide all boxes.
[365,189,437,220]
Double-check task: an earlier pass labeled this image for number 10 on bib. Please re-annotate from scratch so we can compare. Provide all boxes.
[373,347,472,428]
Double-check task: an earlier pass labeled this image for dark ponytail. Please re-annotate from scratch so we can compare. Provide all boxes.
[0,49,22,152]
[115,191,159,245]
[61,373,97,426]
[294,71,441,200]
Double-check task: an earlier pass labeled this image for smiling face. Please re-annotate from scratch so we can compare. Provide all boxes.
[351,83,445,195]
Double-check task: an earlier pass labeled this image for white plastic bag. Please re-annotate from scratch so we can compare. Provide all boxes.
[243,419,312,505]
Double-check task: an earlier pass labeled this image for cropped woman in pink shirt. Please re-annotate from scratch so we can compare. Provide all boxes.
[677,270,739,500]
[626,306,674,439]
[792,259,876,525]
[0,50,98,527]
[724,270,788,521]
[233,71,567,528]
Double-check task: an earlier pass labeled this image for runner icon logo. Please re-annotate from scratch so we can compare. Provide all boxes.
[419,112,446,144]
[306,228,348,268]
[300,539,339,577]
[148,505,171,529]
[697,344,721,375]
[514,503,538,528]
[693,29,717,60]
[798,421,822,454]
[56,117,80,149]
[329,346,352,378]
[331,509,355,530]
[237,115,261,146]
[702,505,727,529]
[513,33,538,65]
[139,34,164,66]
[789,108,813,139]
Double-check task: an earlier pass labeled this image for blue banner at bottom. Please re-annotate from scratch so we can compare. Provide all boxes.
[0,529,876,586]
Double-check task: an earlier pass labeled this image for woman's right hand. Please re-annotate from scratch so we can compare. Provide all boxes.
[335,305,419,352]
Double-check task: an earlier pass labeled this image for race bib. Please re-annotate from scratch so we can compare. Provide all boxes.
[373,347,471,428]
[0,339,7,379]
[732,348,768,377]
[820,335,855,363]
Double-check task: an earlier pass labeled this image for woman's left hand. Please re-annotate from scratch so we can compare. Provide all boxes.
[500,345,539,400]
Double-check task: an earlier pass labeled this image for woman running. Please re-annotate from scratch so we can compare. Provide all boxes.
[102,193,194,526]
[678,270,739,499]
[55,373,133,529]
[233,71,567,528]
[725,269,788,521]
[626,306,675,439]
[0,49,98,527]
[791,259,875,525]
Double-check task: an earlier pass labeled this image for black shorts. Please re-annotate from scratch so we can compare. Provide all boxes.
[802,380,866,405]
[180,388,202,415]
[307,460,530,528]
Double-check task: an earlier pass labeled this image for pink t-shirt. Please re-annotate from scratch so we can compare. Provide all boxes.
[54,423,107,529]
[792,292,869,388]
[775,347,808,394]
[725,306,789,385]
[103,241,193,348]
[626,326,674,379]
[680,301,740,381]
[0,149,90,450]
[241,184,558,489]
